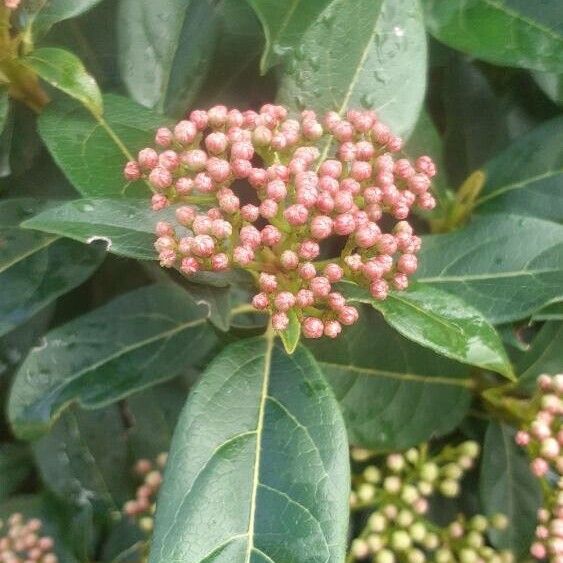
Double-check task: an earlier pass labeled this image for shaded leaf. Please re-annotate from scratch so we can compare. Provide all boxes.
[278,0,427,141]
[532,301,563,321]
[534,71,563,105]
[150,336,350,562]
[475,115,563,222]
[0,199,104,337]
[480,422,542,556]
[8,284,217,440]
[247,0,332,73]
[422,0,563,73]
[118,0,219,116]
[0,89,8,136]
[416,214,563,323]
[23,48,103,116]
[308,306,472,450]
[38,94,164,197]
[0,444,33,501]
[342,282,513,379]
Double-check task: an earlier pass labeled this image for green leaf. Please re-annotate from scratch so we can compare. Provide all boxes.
[279,309,301,354]
[149,335,350,562]
[474,116,563,222]
[0,199,104,337]
[534,71,563,105]
[22,48,103,116]
[277,0,427,140]
[38,94,165,198]
[246,0,332,73]
[23,198,181,260]
[480,422,542,556]
[24,0,105,37]
[0,89,8,136]
[341,282,514,379]
[517,322,563,391]
[416,214,563,324]
[118,0,219,116]
[8,284,217,440]
[532,300,563,321]
[0,443,33,501]
[422,0,563,73]
[308,306,472,450]
[33,406,131,509]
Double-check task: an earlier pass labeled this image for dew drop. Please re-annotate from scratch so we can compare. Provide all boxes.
[80,203,95,212]
[86,235,113,250]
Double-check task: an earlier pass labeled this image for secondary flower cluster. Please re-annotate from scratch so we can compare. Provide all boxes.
[0,513,57,563]
[348,443,513,563]
[122,453,167,533]
[126,104,435,339]
[515,374,563,560]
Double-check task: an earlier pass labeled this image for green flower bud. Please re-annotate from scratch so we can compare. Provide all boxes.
[417,481,433,496]
[423,532,439,550]
[357,483,376,502]
[439,479,460,497]
[442,463,463,480]
[391,530,412,551]
[459,548,478,563]
[351,538,370,558]
[397,509,414,528]
[401,485,419,504]
[387,453,405,472]
[363,465,381,484]
[460,441,480,458]
[351,447,372,462]
[367,534,385,552]
[349,491,358,508]
[409,521,427,542]
[368,512,387,533]
[419,462,439,482]
[383,503,398,519]
[383,476,402,494]
[499,550,514,563]
[376,549,395,563]
[466,530,484,549]
[435,548,453,563]
[405,448,419,464]
[469,515,488,532]
[407,548,426,563]
[458,455,474,470]
[139,516,154,532]
[490,514,508,530]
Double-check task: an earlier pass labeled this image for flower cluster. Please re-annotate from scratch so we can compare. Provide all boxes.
[514,374,563,560]
[0,513,57,563]
[348,443,513,563]
[3,0,20,10]
[122,453,167,533]
[126,104,435,339]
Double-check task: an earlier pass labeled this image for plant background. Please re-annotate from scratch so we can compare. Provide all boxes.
[0,0,562,561]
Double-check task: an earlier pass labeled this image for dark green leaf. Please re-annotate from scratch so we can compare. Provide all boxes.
[277,0,427,140]
[308,307,472,450]
[0,444,33,501]
[0,199,104,337]
[0,89,8,136]
[534,71,563,105]
[150,336,350,562]
[8,284,217,440]
[341,282,514,379]
[23,198,181,260]
[23,48,103,116]
[33,407,130,509]
[475,116,563,222]
[38,94,164,197]
[118,0,219,116]
[517,322,563,390]
[532,301,563,321]
[416,214,563,323]
[480,422,542,556]
[422,0,563,72]
[247,0,332,73]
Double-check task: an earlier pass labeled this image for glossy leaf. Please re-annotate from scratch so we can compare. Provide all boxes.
[279,309,301,354]
[0,444,33,501]
[8,284,217,440]
[517,322,563,390]
[422,0,563,73]
[308,307,472,450]
[23,198,182,260]
[118,0,219,116]
[475,116,563,222]
[532,301,563,321]
[342,282,514,379]
[23,48,103,116]
[0,199,104,337]
[480,422,542,555]
[150,336,350,562]
[38,94,164,198]
[33,407,130,508]
[534,71,563,105]
[416,214,563,323]
[247,0,332,73]
[278,0,427,141]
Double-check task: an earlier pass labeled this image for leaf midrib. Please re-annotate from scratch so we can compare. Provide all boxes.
[0,233,58,274]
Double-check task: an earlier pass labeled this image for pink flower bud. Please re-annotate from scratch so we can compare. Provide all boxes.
[310,276,331,298]
[370,279,389,301]
[265,180,287,202]
[356,141,375,160]
[302,317,324,339]
[345,253,363,271]
[231,158,252,179]
[296,186,318,208]
[241,204,259,223]
[248,168,267,188]
[218,191,240,213]
[298,262,316,280]
[392,273,409,290]
[316,192,335,213]
[324,263,343,283]
[338,142,356,162]
[333,213,356,235]
[333,121,354,142]
[155,221,174,237]
[387,135,403,152]
[149,167,173,191]
[174,120,197,144]
[280,250,299,270]
[362,260,384,281]
[259,199,278,219]
[538,374,553,391]
[319,160,342,178]
[541,437,560,459]
[189,110,208,130]
[274,291,296,312]
[211,253,229,271]
[193,172,213,193]
[158,150,179,171]
[364,186,383,204]
[233,246,254,266]
[308,215,332,240]
[138,148,159,169]
[253,125,272,146]
[272,312,289,331]
[327,292,346,311]
[324,111,341,130]
[408,173,431,195]
[531,457,549,477]
[175,177,194,196]
[393,204,410,220]
[155,127,173,147]
[324,320,342,339]
[415,156,436,177]
[530,542,547,560]
[271,133,287,151]
[259,273,278,293]
[531,420,551,440]
[124,161,141,180]
[207,158,231,183]
[351,161,372,181]
[261,225,282,246]
[397,254,418,275]
[295,289,314,308]
[231,141,254,160]
[298,240,320,260]
[182,149,208,171]
[372,122,390,144]
[158,249,176,267]
[240,225,261,248]
[355,222,380,248]
[295,170,318,189]
[417,193,436,210]
[211,219,232,239]
[205,132,229,155]
[252,292,269,310]
[192,214,212,235]
[151,194,169,210]
[227,109,244,128]
[284,204,309,226]
[208,105,228,128]
[191,235,215,257]
[338,306,359,326]
[181,256,200,274]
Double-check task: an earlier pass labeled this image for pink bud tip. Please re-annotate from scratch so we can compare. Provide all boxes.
[302,317,324,339]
